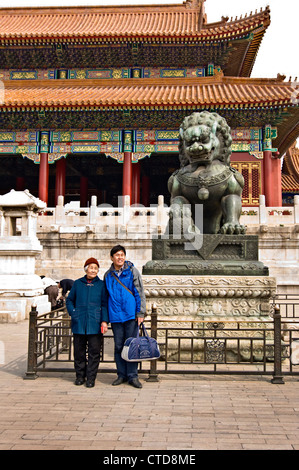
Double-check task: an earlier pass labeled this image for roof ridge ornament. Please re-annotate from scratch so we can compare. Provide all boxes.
[185,0,203,9]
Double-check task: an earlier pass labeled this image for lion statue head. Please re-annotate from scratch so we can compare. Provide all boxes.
[178,111,232,168]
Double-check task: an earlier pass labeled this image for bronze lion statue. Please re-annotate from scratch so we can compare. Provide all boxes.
[168,111,246,235]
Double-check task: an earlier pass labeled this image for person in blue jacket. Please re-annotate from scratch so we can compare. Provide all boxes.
[66,257,108,388]
[104,245,146,389]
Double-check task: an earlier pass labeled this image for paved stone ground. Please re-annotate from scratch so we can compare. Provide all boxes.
[0,320,299,451]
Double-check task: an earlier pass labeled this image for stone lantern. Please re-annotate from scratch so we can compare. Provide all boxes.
[0,190,51,322]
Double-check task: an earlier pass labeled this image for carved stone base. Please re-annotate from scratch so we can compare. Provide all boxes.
[143,275,277,361]
[143,275,276,320]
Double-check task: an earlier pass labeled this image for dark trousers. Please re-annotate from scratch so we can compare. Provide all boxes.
[111,319,138,381]
[73,334,102,380]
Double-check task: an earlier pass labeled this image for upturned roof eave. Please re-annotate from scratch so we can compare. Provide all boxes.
[1,75,297,109]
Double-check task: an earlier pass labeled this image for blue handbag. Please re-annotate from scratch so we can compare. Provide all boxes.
[121,323,160,362]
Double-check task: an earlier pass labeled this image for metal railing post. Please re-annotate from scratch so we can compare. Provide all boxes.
[271,305,285,384]
[24,304,38,380]
[146,304,159,382]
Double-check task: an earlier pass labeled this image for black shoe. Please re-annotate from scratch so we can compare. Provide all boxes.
[128,378,142,389]
[74,378,85,386]
[86,379,95,388]
[112,377,127,386]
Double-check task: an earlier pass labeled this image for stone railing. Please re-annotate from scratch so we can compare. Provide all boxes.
[241,195,299,227]
[37,194,299,235]
[35,194,299,294]
[37,195,169,237]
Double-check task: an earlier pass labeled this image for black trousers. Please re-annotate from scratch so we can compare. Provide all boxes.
[73,334,102,380]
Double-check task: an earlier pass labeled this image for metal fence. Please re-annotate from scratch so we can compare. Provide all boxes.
[274,295,299,379]
[24,296,299,383]
[25,306,116,379]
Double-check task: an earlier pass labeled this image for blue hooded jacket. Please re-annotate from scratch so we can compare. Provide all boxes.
[104,261,146,323]
[66,275,108,334]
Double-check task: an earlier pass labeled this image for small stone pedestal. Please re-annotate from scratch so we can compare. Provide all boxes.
[0,190,51,322]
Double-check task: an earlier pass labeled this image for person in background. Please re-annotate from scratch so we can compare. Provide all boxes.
[58,279,74,301]
[104,245,146,389]
[40,275,59,310]
[66,258,108,388]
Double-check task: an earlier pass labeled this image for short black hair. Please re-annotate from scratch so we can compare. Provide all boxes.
[110,245,126,257]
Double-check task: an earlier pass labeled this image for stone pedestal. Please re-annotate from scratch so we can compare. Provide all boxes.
[143,234,269,276]
[0,275,50,323]
[143,274,277,361]
[143,275,276,320]
[142,233,276,361]
[0,190,51,322]
[143,235,274,321]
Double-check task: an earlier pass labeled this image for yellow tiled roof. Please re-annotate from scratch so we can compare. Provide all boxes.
[282,174,299,192]
[282,144,299,192]
[0,4,269,42]
[2,76,294,108]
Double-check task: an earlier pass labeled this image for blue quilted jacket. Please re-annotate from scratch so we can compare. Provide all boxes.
[66,275,108,334]
[104,261,146,323]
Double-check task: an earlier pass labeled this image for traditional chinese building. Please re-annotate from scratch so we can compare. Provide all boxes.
[0,0,298,208]
[282,143,299,205]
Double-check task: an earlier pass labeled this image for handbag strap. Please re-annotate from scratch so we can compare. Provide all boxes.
[141,323,149,338]
[136,324,148,339]
[135,324,149,339]
[111,272,134,297]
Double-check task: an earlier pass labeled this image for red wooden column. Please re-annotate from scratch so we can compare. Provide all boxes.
[39,152,49,204]
[132,162,140,205]
[80,176,88,207]
[262,124,282,207]
[263,150,282,207]
[271,155,282,206]
[263,150,272,206]
[55,157,66,205]
[122,152,132,202]
[16,176,25,191]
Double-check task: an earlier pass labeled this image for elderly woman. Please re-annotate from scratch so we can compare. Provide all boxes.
[66,258,108,388]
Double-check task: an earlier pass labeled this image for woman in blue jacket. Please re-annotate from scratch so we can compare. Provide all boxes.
[104,245,146,389]
[66,257,108,388]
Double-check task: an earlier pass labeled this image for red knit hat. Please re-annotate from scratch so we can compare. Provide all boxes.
[84,257,99,268]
